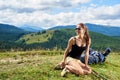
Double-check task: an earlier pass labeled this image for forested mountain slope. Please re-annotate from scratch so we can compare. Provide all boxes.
[18,29,120,51]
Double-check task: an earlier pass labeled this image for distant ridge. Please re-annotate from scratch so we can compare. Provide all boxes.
[0,23,25,33]
[0,23,26,41]
[86,23,120,36]
[48,23,120,36]
[20,26,44,32]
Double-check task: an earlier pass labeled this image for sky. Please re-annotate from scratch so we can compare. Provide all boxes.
[0,0,120,29]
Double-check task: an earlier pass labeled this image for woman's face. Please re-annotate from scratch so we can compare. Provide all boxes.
[75,25,85,35]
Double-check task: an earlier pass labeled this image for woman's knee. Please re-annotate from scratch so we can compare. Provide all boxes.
[78,70,84,75]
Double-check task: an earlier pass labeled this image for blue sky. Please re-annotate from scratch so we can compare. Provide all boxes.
[89,0,120,6]
[0,0,120,29]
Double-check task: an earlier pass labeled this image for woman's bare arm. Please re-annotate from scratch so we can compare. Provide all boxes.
[61,37,74,66]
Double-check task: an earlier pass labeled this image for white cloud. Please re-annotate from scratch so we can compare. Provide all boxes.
[0,0,120,29]
[90,4,120,20]
[0,0,90,12]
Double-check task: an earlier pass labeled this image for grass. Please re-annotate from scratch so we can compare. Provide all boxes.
[0,51,120,80]
[18,30,53,44]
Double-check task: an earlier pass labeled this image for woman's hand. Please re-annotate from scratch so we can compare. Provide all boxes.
[60,60,65,68]
[84,65,90,71]
[83,65,92,74]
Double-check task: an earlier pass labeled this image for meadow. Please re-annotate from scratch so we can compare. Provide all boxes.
[0,50,120,80]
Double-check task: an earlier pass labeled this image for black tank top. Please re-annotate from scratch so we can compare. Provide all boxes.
[67,37,86,59]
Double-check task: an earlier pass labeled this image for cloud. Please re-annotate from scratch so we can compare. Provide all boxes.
[84,4,120,26]
[0,0,91,13]
[91,4,120,20]
[0,0,120,28]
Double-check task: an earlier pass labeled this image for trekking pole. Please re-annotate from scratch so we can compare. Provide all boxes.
[92,69,108,80]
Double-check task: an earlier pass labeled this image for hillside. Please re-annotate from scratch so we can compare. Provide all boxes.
[49,23,120,36]
[18,30,54,44]
[0,23,119,51]
[17,29,120,51]
[0,23,26,41]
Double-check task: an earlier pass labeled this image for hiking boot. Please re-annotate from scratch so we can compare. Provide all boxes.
[61,68,69,77]
[103,48,111,57]
[54,64,63,70]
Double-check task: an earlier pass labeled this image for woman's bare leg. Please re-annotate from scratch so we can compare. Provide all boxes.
[66,60,84,75]
[66,60,92,75]
[77,61,92,74]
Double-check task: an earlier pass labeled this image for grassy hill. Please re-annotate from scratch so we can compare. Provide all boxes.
[17,29,120,51]
[0,50,120,80]
[18,30,54,44]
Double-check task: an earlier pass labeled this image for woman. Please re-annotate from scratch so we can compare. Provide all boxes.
[59,23,92,76]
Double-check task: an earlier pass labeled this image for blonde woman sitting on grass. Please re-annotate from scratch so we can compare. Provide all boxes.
[55,23,92,76]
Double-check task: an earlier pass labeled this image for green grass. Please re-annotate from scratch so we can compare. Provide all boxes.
[18,30,54,44]
[0,51,120,80]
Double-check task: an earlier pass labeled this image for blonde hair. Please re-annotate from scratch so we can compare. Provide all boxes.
[77,23,91,45]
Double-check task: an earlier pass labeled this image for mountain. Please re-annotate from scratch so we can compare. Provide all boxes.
[0,23,120,51]
[0,23,26,41]
[20,26,44,32]
[17,29,120,51]
[0,23,25,33]
[48,23,120,36]
[86,23,120,36]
